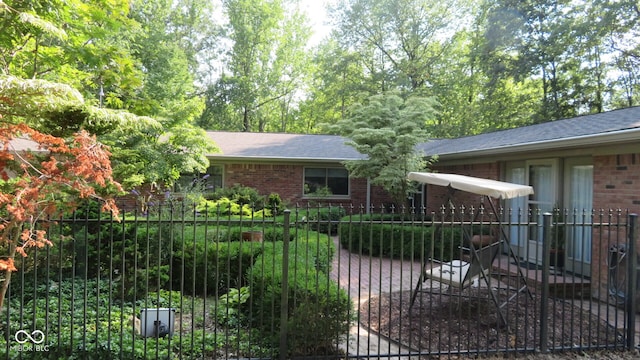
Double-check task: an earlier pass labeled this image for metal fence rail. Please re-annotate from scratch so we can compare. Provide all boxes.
[0,204,637,359]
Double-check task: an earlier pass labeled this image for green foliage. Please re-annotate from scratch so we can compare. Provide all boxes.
[73,218,172,302]
[197,197,253,216]
[172,235,273,297]
[196,185,280,218]
[327,91,437,207]
[303,206,346,235]
[198,0,311,132]
[2,278,264,359]
[215,286,251,326]
[338,218,463,262]
[266,192,285,215]
[212,184,265,208]
[248,242,353,356]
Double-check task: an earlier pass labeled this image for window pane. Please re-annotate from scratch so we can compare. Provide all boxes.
[327,168,348,195]
[304,167,349,196]
[327,173,349,195]
[304,168,326,194]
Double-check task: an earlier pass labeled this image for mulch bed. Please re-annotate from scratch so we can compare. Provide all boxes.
[359,286,624,354]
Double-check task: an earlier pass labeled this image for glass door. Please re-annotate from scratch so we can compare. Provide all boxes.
[526,160,558,264]
[506,163,527,259]
[564,159,593,277]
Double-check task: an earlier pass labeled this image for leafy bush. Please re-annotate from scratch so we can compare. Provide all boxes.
[212,226,295,242]
[2,278,267,359]
[248,241,352,357]
[215,286,251,326]
[211,184,265,209]
[172,236,274,296]
[338,219,463,262]
[197,196,253,216]
[266,192,285,215]
[303,206,346,235]
[73,218,172,302]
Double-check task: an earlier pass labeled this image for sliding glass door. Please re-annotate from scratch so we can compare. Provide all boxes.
[506,159,558,264]
[564,159,593,277]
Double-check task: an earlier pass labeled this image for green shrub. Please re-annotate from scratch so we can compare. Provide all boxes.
[214,226,295,242]
[172,236,273,297]
[211,184,265,209]
[73,219,172,302]
[215,286,251,326]
[303,206,346,235]
[2,278,265,359]
[197,196,253,216]
[266,192,285,215]
[338,219,463,262]
[248,242,353,357]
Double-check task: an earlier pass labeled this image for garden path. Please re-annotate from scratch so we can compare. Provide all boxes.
[330,237,422,358]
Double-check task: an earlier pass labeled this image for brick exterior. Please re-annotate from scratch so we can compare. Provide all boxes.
[423,155,640,303]
[592,154,640,300]
[221,162,394,209]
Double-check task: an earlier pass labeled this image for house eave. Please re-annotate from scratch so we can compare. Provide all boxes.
[208,155,362,163]
[434,128,640,161]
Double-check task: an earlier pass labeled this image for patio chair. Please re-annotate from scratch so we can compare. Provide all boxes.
[406,173,537,328]
[409,232,510,324]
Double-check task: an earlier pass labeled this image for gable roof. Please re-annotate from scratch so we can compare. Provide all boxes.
[206,106,640,162]
[207,131,364,162]
[418,106,640,159]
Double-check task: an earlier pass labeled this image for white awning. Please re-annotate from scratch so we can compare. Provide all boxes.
[407,172,534,199]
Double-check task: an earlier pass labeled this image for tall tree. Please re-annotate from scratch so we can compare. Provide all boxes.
[0,1,217,190]
[0,0,143,107]
[199,0,311,132]
[297,40,371,133]
[332,0,471,92]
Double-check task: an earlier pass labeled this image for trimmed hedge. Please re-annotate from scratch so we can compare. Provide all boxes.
[172,237,273,297]
[248,238,352,357]
[338,219,464,262]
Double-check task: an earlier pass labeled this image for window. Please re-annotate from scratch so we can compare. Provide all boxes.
[175,165,223,194]
[304,167,349,197]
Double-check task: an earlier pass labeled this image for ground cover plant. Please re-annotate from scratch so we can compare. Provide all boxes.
[0,193,353,358]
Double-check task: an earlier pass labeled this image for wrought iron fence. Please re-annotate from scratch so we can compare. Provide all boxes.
[0,204,638,359]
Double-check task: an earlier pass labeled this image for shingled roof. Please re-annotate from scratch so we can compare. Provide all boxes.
[207,131,364,162]
[207,106,640,162]
[418,106,640,159]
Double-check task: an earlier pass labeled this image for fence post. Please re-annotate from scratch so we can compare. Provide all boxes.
[627,213,637,350]
[539,212,552,353]
[279,209,291,359]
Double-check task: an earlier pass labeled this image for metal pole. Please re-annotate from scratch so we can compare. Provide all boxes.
[626,213,637,350]
[540,212,552,353]
[279,209,291,359]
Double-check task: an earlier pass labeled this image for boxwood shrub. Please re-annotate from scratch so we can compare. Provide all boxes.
[338,218,463,262]
[248,238,352,357]
[172,237,273,297]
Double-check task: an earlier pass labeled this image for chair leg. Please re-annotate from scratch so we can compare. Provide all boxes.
[409,267,426,309]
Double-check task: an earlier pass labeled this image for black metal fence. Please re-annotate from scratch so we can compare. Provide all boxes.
[0,204,638,359]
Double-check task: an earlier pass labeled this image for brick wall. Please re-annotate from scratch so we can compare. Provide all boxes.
[225,163,302,204]
[222,163,394,209]
[592,153,640,300]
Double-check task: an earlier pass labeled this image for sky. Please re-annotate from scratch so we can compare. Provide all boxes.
[300,0,333,45]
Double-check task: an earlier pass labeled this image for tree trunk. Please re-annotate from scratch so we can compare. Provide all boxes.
[0,241,17,311]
